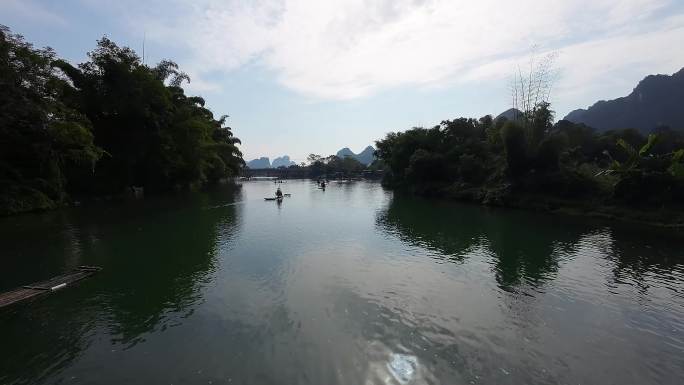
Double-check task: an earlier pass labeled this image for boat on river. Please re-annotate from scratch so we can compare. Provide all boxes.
[264,193,290,201]
[0,266,102,309]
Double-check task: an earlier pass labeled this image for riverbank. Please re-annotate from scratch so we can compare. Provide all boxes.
[396,181,684,228]
[0,29,244,219]
[0,179,241,217]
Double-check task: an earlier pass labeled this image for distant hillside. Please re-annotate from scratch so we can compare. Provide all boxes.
[496,108,523,121]
[246,157,270,168]
[564,67,684,132]
[356,146,376,165]
[272,155,296,168]
[336,146,376,165]
[336,147,355,158]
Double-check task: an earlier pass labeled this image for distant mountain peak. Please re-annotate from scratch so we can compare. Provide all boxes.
[335,145,376,165]
[246,157,271,169]
[495,108,524,121]
[336,147,354,157]
[272,155,296,168]
[563,67,684,132]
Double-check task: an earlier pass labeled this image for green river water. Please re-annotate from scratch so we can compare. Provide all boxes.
[1,180,683,384]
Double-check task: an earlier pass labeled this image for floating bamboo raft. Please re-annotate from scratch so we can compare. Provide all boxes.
[0,266,102,309]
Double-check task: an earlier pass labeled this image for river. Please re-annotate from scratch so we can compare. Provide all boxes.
[1,180,683,384]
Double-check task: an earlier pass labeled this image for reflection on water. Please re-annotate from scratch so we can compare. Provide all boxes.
[374,194,684,384]
[0,185,243,384]
[376,194,566,290]
[1,181,683,385]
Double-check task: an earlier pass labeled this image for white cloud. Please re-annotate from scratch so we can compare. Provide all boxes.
[456,13,684,101]
[117,0,682,101]
[555,19,684,106]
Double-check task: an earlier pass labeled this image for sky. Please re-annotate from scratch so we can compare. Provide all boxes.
[3,0,684,163]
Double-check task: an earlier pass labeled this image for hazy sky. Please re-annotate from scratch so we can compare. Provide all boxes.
[4,0,684,162]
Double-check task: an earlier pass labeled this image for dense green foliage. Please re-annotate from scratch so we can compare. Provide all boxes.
[0,26,243,215]
[306,154,366,178]
[376,103,684,219]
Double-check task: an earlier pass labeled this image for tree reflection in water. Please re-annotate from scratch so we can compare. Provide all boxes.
[0,185,244,384]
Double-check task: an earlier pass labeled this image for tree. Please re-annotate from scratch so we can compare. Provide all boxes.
[500,121,528,178]
[306,154,326,177]
[0,26,102,214]
[307,154,322,164]
[1,26,244,214]
[511,50,557,127]
[56,38,243,193]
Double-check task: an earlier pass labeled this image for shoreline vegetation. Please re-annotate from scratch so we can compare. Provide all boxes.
[1,26,244,216]
[374,107,684,228]
[373,53,684,229]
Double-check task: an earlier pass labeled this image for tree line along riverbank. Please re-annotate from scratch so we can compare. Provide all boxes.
[1,25,244,215]
[374,104,684,227]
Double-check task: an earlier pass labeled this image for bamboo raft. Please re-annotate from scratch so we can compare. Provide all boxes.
[0,266,102,309]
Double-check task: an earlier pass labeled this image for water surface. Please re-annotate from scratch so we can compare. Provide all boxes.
[1,180,683,384]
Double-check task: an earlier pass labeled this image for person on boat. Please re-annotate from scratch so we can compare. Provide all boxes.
[275,187,283,198]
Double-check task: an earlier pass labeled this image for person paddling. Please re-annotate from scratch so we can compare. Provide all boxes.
[276,187,283,198]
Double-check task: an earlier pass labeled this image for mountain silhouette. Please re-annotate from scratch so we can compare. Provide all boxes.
[356,146,376,165]
[272,155,296,168]
[336,147,355,158]
[246,157,271,168]
[336,146,376,165]
[496,108,524,121]
[564,67,684,132]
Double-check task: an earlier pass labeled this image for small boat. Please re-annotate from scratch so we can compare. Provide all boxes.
[0,266,102,309]
[264,197,283,201]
